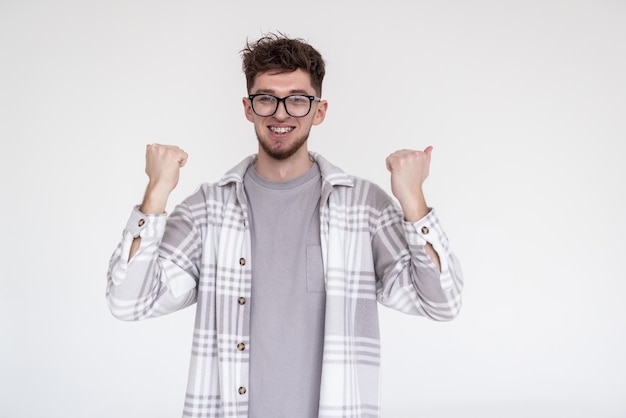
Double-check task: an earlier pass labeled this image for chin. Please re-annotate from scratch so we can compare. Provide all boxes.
[260,144,302,160]
[256,132,309,161]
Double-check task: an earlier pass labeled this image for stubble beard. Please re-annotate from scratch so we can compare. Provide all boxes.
[255,127,311,161]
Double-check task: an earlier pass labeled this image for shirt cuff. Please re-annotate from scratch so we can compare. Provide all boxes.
[402,208,441,247]
[403,208,454,288]
[125,205,167,238]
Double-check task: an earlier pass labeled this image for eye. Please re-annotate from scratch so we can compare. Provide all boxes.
[287,95,309,105]
[256,95,276,103]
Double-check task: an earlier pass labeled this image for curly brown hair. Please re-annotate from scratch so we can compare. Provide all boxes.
[241,33,326,96]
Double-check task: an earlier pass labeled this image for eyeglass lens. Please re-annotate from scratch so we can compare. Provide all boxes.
[251,95,313,117]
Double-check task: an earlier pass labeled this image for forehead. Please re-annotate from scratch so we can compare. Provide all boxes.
[250,68,315,94]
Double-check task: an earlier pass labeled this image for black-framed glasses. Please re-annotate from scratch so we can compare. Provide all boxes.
[248,94,321,118]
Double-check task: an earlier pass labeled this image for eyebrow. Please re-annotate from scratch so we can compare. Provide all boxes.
[254,88,313,96]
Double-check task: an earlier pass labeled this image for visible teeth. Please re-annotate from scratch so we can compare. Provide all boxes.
[270,126,293,134]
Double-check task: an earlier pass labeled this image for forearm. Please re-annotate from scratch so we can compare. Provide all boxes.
[375,206,463,320]
[424,243,441,272]
[396,192,441,271]
[129,237,141,260]
[127,184,172,260]
[397,189,429,223]
[107,207,197,320]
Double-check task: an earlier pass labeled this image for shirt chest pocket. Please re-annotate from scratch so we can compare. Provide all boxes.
[306,246,325,293]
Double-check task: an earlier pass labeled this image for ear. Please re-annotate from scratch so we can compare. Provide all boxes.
[312,100,328,126]
[243,97,254,122]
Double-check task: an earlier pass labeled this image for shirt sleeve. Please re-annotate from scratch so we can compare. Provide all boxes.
[374,205,464,321]
[106,204,200,321]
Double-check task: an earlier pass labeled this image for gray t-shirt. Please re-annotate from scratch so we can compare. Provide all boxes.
[244,163,326,418]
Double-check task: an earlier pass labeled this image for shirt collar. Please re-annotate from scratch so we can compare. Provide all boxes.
[217,152,354,188]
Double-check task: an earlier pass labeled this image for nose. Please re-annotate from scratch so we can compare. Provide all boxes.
[273,99,290,120]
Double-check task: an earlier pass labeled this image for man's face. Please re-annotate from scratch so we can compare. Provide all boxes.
[243,69,327,161]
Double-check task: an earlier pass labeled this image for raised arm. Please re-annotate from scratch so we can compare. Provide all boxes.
[107,144,199,321]
[128,144,188,259]
[385,146,441,270]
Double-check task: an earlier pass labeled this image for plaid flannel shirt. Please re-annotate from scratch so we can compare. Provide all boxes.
[107,152,463,418]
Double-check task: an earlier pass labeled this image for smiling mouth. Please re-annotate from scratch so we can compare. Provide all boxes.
[269,126,294,134]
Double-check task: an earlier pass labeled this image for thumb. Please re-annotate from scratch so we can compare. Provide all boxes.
[423,145,433,157]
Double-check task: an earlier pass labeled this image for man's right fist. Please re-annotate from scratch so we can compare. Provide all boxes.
[140,144,188,214]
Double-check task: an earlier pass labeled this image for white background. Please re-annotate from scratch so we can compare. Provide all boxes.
[1,1,625,417]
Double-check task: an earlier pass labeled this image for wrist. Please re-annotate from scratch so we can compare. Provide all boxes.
[140,184,170,214]
[398,194,428,222]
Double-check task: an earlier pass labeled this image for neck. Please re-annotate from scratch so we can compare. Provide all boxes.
[254,149,313,182]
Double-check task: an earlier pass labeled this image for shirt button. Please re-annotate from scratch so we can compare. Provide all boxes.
[237,343,245,351]
[138,219,145,227]
[238,386,247,395]
[421,226,429,234]
[239,258,246,266]
[238,297,246,305]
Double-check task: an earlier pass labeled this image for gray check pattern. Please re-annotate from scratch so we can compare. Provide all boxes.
[107,152,463,417]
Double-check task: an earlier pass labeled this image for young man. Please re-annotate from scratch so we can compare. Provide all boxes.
[107,33,463,418]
